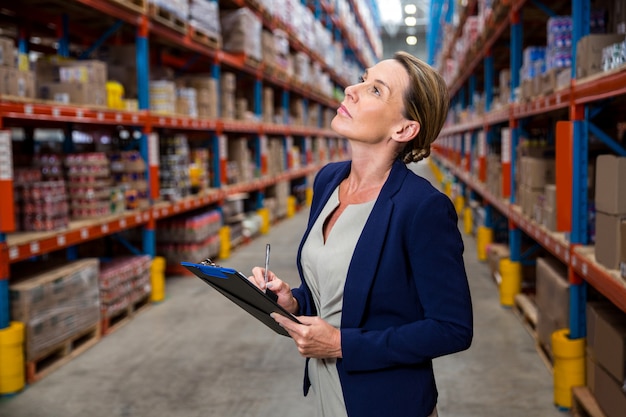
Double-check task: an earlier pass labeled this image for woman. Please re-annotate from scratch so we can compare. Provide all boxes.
[250,51,473,417]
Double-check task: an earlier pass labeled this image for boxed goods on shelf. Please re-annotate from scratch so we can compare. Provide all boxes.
[586,301,626,417]
[576,34,626,78]
[9,259,100,361]
[220,8,262,62]
[535,257,569,360]
[157,209,222,266]
[65,152,113,220]
[19,180,69,232]
[0,36,15,67]
[99,255,151,320]
[175,87,198,117]
[110,150,148,210]
[150,80,176,115]
[160,134,191,201]
[220,72,236,120]
[228,137,255,184]
[35,59,107,106]
[178,75,218,119]
[594,154,626,270]
[189,148,211,192]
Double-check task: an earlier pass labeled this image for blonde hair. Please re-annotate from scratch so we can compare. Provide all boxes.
[393,51,449,163]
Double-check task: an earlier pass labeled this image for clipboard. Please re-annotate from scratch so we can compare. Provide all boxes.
[181,260,301,337]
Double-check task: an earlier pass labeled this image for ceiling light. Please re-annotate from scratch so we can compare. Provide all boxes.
[406,36,418,46]
[405,16,417,26]
[405,4,417,14]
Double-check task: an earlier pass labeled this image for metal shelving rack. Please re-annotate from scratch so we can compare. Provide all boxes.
[430,0,626,341]
[0,0,382,331]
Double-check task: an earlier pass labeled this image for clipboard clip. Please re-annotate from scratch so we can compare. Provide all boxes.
[200,258,220,267]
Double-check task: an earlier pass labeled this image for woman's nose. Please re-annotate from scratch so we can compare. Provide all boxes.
[344,84,357,101]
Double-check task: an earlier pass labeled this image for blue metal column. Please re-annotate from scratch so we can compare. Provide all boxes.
[58,14,70,57]
[509,10,523,263]
[211,61,222,188]
[427,0,444,65]
[136,19,154,257]
[569,0,591,340]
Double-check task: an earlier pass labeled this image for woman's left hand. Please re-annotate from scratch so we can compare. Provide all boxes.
[272,314,342,359]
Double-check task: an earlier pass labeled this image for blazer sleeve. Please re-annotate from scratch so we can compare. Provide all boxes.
[341,191,473,372]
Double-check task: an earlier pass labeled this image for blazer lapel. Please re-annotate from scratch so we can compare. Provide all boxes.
[341,160,408,328]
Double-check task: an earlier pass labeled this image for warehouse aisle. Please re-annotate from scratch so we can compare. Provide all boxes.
[0,161,565,417]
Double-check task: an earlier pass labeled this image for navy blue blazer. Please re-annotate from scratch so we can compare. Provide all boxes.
[291,159,473,417]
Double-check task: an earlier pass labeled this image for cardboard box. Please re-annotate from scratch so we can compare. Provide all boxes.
[595,212,626,270]
[520,157,556,189]
[593,361,626,417]
[587,302,626,383]
[595,154,626,215]
[576,34,626,78]
[535,257,569,357]
[0,36,16,67]
[39,82,107,106]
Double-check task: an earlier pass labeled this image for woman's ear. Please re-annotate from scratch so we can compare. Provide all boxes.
[392,120,421,143]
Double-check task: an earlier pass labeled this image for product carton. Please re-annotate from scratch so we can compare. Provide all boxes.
[535,257,569,358]
[587,301,626,379]
[595,154,626,215]
[593,361,626,417]
[0,36,15,67]
[595,212,626,270]
[576,34,626,78]
[39,82,107,106]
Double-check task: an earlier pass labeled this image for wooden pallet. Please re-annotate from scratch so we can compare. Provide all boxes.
[26,323,101,384]
[101,293,151,335]
[513,293,538,339]
[109,0,147,13]
[572,386,607,417]
[148,3,187,34]
[189,27,221,50]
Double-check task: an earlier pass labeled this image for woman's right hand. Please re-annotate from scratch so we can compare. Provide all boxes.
[249,267,299,314]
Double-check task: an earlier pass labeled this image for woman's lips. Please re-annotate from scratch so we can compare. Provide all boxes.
[337,105,351,118]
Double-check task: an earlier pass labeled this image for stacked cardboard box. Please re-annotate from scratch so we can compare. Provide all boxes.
[535,257,569,360]
[594,154,626,270]
[220,8,262,62]
[576,34,626,78]
[517,156,555,219]
[10,259,100,361]
[262,87,274,124]
[227,137,254,184]
[178,75,218,119]
[221,72,236,120]
[0,36,35,98]
[586,301,626,417]
[99,255,151,320]
[36,59,107,106]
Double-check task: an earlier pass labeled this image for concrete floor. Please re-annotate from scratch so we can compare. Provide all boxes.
[0,162,568,417]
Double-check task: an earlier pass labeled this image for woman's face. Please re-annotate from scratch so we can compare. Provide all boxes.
[331,59,411,145]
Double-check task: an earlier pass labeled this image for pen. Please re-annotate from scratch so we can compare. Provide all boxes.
[264,243,270,286]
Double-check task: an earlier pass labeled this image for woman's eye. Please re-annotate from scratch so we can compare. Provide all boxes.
[358,76,365,83]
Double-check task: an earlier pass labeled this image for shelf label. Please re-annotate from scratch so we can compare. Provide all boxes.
[76,109,84,118]
[30,241,40,254]
[119,219,127,228]
[101,224,109,234]
[9,246,18,260]
[53,107,60,117]
[501,128,511,163]
[81,228,89,239]
[116,113,122,122]
[24,104,33,114]
[57,235,66,246]
[97,112,104,121]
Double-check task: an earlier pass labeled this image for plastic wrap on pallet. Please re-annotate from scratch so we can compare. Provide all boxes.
[148,0,188,20]
[220,8,262,62]
[9,259,100,360]
[99,256,151,317]
[189,0,221,39]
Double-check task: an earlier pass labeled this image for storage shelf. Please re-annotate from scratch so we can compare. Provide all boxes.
[434,151,626,313]
[571,247,626,313]
[5,163,324,265]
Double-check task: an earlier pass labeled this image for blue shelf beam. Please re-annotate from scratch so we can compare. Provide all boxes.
[79,20,124,59]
